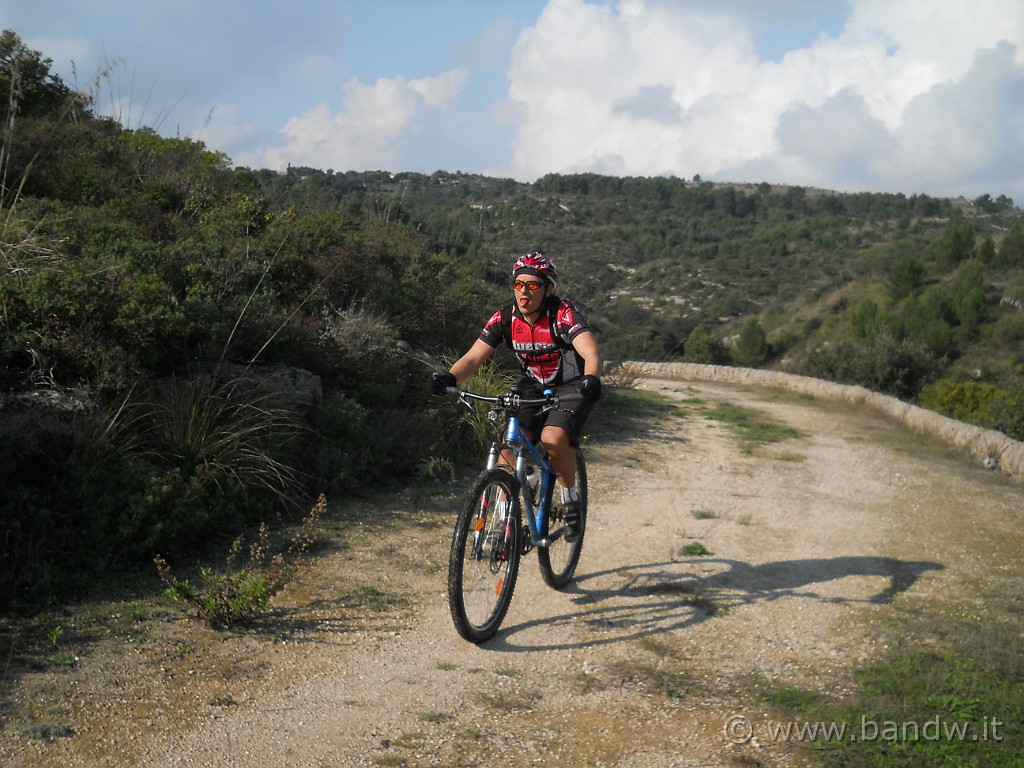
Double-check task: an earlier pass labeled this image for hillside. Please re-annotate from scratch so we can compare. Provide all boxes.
[258,168,1024,371]
[2,28,1024,607]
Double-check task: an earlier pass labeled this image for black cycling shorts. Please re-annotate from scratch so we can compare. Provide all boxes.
[513,378,595,445]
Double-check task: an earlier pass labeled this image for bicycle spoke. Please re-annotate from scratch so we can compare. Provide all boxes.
[448,469,522,643]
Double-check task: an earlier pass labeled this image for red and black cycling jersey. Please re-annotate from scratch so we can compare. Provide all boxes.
[479,297,592,386]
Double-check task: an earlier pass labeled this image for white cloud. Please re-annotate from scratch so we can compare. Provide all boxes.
[498,0,1024,200]
[877,41,1024,196]
[247,68,470,172]
[12,0,1021,199]
[502,0,761,178]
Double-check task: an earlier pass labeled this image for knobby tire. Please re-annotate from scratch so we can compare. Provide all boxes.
[448,468,523,643]
[537,446,587,589]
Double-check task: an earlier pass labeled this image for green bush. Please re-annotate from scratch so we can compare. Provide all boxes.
[919,380,1005,424]
[733,317,770,367]
[306,391,375,495]
[683,323,731,364]
[887,254,925,300]
[425,359,518,467]
[0,375,304,606]
[802,333,940,400]
[155,493,326,629]
[920,377,1024,440]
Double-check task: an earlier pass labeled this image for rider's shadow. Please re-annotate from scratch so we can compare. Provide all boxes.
[488,555,943,651]
[689,556,943,606]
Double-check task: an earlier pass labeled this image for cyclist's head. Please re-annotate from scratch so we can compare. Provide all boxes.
[512,252,558,288]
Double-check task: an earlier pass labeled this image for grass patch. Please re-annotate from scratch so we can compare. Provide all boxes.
[691,508,718,520]
[638,636,677,658]
[645,582,697,596]
[352,585,407,613]
[371,755,408,767]
[680,541,713,557]
[762,683,824,713]
[474,687,540,712]
[25,723,76,742]
[43,654,76,668]
[774,451,807,462]
[762,611,1023,766]
[419,711,448,723]
[703,400,801,450]
[572,671,601,694]
[155,494,327,629]
[622,448,658,470]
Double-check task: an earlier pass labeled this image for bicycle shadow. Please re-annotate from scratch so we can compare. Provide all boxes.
[484,554,943,652]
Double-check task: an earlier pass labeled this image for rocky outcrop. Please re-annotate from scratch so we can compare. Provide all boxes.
[192,363,323,418]
[0,388,96,458]
[621,361,1024,482]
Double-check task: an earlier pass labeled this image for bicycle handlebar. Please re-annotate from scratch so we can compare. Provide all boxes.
[446,386,584,408]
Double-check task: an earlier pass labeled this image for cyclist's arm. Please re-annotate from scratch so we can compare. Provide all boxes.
[449,338,496,384]
[571,330,603,377]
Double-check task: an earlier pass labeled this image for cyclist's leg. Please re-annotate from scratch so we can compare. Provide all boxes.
[514,381,544,464]
[540,386,594,489]
[498,446,516,470]
[540,423,577,488]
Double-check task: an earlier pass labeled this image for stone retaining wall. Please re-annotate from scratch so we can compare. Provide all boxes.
[621,361,1024,483]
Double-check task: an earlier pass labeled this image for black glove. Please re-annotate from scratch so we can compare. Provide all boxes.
[428,371,457,395]
[576,374,602,401]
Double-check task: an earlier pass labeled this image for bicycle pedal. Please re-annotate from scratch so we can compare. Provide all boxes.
[519,524,533,554]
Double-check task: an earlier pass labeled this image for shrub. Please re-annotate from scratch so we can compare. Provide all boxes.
[306,391,374,495]
[921,375,1024,440]
[683,323,731,364]
[850,298,881,343]
[919,380,1005,424]
[733,318,769,367]
[990,379,1024,440]
[155,493,326,629]
[886,254,924,300]
[802,333,940,400]
[130,375,302,514]
[426,359,518,466]
[0,374,305,606]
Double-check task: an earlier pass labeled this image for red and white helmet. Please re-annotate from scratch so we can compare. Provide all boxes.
[512,252,558,287]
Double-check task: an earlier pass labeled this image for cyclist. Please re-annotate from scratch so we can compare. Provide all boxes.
[429,252,603,541]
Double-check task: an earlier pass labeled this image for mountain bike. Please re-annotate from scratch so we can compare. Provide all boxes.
[442,386,588,643]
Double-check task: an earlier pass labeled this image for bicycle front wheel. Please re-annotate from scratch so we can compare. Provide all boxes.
[538,446,587,589]
[448,468,523,643]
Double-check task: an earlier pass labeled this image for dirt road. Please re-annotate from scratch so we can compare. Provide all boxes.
[3,376,1021,767]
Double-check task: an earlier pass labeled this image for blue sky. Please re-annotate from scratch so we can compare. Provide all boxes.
[3,1,1024,202]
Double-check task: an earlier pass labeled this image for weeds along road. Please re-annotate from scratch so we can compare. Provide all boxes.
[2,376,1022,767]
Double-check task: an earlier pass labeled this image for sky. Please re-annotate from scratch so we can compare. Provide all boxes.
[3,0,1024,203]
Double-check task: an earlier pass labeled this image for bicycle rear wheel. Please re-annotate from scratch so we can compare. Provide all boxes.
[538,446,587,589]
[448,468,523,643]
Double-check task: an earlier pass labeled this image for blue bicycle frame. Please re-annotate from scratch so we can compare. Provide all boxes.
[484,410,555,547]
[452,386,582,548]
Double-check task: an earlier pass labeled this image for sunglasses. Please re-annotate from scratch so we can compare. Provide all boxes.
[513,279,546,293]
